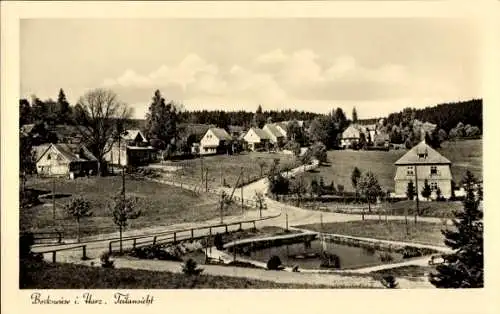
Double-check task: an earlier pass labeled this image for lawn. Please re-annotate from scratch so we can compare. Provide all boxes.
[298,199,463,219]
[158,152,300,189]
[297,220,450,246]
[298,139,482,192]
[20,260,369,289]
[371,265,436,279]
[21,175,243,238]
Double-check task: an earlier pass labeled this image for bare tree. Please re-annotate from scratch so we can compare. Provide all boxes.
[74,88,133,175]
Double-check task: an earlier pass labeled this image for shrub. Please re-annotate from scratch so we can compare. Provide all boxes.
[381,275,399,288]
[100,252,115,269]
[213,233,224,250]
[379,252,394,263]
[182,258,203,275]
[20,232,35,259]
[363,246,376,256]
[397,246,426,259]
[320,252,341,269]
[267,255,283,270]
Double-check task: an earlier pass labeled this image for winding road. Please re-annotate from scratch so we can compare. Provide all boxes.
[31,159,442,288]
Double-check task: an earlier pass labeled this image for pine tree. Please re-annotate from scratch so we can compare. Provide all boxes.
[421,179,432,201]
[57,88,72,123]
[406,181,415,200]
[145,90,178,151]
[429,171,483,288]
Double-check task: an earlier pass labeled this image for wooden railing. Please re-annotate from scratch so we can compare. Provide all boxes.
[108,213,281,253]
[36,244,88,262]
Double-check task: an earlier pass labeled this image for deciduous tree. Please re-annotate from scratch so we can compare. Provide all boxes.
[74,88,132,175]
[65,196,92,243]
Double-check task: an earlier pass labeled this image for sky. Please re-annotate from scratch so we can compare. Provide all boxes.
[20,18,481,119]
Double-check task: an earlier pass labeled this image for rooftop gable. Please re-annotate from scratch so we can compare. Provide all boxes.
[395,140,451,165]
[208,128,232,141]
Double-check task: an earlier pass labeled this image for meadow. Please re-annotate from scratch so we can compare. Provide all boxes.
[21,175,242,238]
[298,139,482,192]
[20,260,366,289]
[162,151,300,189]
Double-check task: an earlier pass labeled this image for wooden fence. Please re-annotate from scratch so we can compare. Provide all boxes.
[108,214,281,254]
[36,244,88,263]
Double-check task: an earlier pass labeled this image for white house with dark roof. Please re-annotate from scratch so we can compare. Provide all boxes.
[243,127,271,151]
[394,140,453,199]
[35,143,98,177]
[199,127,232,155]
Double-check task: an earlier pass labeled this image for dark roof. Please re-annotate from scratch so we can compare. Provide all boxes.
[38,143,97,163]
[395,140,451,165]
[251,128,271,140]
[209,128,232,141]
[264,124,285,138]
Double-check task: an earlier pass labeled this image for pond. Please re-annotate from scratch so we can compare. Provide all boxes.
[243,240,403,270]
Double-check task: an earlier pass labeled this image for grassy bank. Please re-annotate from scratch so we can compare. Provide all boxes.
[162,151,299,189]
[297,220,449,246]
[20,260,370,289]
[21,175,242,237]
[297,139,482,192]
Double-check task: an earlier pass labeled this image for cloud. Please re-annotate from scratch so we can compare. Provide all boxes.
[101,49,461,112]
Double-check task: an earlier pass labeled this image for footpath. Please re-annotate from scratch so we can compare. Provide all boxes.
[31,159,442,288]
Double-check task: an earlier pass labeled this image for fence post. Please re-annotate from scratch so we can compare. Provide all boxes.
[173,232,177,243]
[153,236,157,245]
[133,238,137,248]
[109,242,112,253]
[239,222,243,230]
[58,232,62,244]
[225,225,228,233]
[253,221,256,230]
[52,251,56,263]
[82,245,88,260]
[191,229,194,240]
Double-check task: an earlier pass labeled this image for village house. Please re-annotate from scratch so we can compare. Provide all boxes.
[340,125,364,148]
[35,143,98,178]
[394,140,453,199]
[263,123,286,147]
[104,129,155,167]
[243,127,271,151]
[199,127,232,155]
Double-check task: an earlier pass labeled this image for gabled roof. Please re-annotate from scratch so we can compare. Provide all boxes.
[395,140,451,165]
[264,123,285,138]
[20,124,35,135]
[208,128,232,141]
[247,127,271,140]
[122,129,147,142]
[37,143,97,163]
[275,122,288,131]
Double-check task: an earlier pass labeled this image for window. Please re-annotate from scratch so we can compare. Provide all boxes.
[407,166,414,176]
[431,182,438,190]
[430,166,438,175]
[47,154,51,160]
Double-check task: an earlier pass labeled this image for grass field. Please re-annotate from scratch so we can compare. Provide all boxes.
[20,260,370,289]
[159,152,300,189]
[300,199,463,219]
[21,175,242,238]
[298,139,482,192]
[297,220,450,246]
